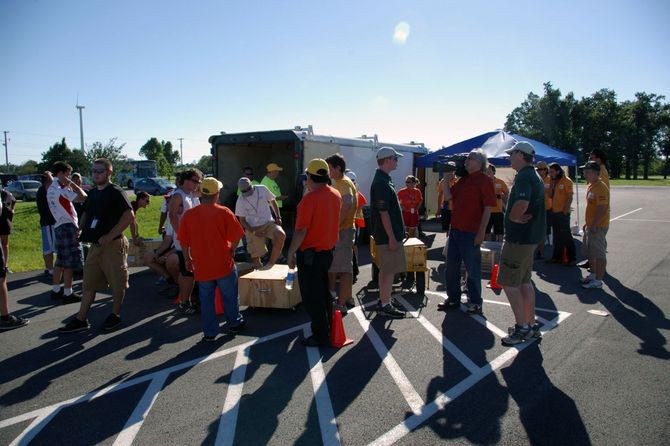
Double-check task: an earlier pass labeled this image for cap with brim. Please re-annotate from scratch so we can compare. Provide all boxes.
[536,161,548,169]
[238,177,254,194]
[376,146,404,160]
[305,158,329,177]
[580,161,600,171]
[505,141,535,156]
[200,177,223,195]
[344,170,357,182]
[266,163,283,172]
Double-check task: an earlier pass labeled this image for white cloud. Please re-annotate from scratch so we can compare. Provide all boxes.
[393,21,410,44]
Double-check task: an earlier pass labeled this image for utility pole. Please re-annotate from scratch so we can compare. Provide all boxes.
[76,104,85,153]
[178,138,184,165]
[2,131,8,172]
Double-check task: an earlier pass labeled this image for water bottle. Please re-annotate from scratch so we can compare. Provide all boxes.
[285,268,295,290]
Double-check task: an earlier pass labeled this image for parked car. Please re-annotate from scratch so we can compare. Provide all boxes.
[0,173,18,187]
[5,180,41,201]
[18,174,44,182]
[133,177,176,196]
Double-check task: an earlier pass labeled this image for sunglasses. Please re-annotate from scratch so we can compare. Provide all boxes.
[92,168,107,174]
[240,187,252,193]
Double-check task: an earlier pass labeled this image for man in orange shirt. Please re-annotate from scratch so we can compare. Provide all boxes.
[287,159,342,347]
[398,175,423,238]
[589,149,610,189]
[535,161,552,259]
[547,163,576,265]
[580,161,610,289]
[485,165,509,241]
[177,177,245,342]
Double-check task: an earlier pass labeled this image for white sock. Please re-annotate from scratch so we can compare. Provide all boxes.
[52,285,61,293]
[64,288,73,296]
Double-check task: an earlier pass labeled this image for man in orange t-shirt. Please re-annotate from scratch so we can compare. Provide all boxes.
[397,175,423,237]
[580,161,610,289]
[535,161,552,259]
[485,165,509,241]
[177,177,245,341]
[287,159,342,347]
[547,163,576,265]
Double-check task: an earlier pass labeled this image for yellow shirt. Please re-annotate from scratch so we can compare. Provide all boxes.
[543,176,552,210]
[599,165,610,189]
[551,177,573,213]
[334,176,357,230]
[585,180,610,228]
[491,177,509,214]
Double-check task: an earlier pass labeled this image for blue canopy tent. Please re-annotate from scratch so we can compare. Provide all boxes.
[415,130,576,168]
[417,130,582,233]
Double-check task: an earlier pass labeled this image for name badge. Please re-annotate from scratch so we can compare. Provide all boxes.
[90,218,98,229]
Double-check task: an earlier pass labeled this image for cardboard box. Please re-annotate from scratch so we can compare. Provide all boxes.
[127,238,164,267]
[404,237,428,272]
[239,264,301,309]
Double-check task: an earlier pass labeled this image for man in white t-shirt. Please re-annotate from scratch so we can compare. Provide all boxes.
[46,161,87,302]
[235,177,285,269]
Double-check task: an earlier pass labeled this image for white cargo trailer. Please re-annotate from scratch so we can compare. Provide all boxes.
[208,126,429,229]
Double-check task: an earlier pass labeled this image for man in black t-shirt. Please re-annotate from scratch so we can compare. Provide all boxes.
[59,158,134,333]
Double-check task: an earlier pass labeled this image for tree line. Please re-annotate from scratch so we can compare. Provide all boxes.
[505,82,670,179]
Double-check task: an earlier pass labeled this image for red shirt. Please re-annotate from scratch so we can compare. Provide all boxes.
[296,185,341,251]
[397,187,423,212]
[177,203,244,281]
[450,171,497,233]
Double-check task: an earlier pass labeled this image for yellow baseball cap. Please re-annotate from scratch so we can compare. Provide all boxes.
[305,158,329,177]
[266,163,283,172]
[200,177,223,195]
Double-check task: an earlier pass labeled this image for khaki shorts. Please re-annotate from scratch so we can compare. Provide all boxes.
[584,227,608,260]
[376,243,407,275]
[329,227,355,273]
[246,222,282,258]
[498,242,536,287]
[83,237,129,294]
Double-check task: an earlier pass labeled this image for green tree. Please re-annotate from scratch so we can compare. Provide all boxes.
[162,140,180,166]
[87,138,128,180]
[38,138,71,172]
[620,93,666,179]
[18,160,39,175]
[139,137,171,176]
[195,155,213,175]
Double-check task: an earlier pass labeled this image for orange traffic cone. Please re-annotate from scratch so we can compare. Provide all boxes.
[330,310,354,348]
[214,287,225,315]
[562,247,569,265]
[487,263,503,289]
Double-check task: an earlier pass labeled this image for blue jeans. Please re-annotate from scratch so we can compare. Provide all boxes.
[445,229,482,305]
[197,268,244,337]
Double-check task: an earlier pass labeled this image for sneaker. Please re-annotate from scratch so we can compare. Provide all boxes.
[51,289,64,300]
[581,279,603,289]
[530,323,542,339]
[101,313,122,331]
[579,274,595,284]
[0,315,29,330]
[379,303,405,318]
[58,318,90,333]
[437,300,460,311]
[333,303,348,315]
[178,301,197,315]
[465,303,483,315]
[201,335,217,342]
[502,325,530,346]
[376,297,403,309]
[226,321,246,334]
[61,291,82,304]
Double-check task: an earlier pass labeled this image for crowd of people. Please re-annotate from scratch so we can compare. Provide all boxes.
[1,147,611,352]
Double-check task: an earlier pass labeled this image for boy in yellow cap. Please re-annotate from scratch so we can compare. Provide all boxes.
[261,163,288,209]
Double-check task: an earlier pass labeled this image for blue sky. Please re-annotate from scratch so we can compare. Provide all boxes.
[2,0,669,165]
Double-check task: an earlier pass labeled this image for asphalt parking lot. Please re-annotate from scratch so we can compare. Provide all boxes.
[1,186,669,445]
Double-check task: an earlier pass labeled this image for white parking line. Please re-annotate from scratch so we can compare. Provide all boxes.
[304,327,342,446]
[113,371,169,446]
[611,207,642,221]
[215,347,251,446]
[351,307,426,415]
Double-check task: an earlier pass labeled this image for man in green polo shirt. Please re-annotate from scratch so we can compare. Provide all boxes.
[261,163,287,208]
[498,141,546,346]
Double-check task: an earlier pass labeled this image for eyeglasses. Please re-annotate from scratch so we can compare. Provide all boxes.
[92,168,107,174]
[240,187,252,193]
[405,181,415,184]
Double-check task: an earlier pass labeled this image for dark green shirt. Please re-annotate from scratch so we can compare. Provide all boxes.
[504,165,546,244]
[370,169,405,244]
